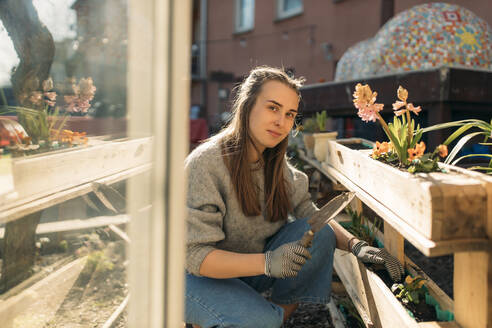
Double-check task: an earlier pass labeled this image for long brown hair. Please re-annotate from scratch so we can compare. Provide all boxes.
[217,66,305,222]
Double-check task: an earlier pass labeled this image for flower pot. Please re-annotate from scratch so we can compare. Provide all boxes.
[313,131,338,162]
[302,133,315,158]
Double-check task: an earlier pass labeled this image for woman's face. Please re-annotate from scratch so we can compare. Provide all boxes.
[248,80,299,155]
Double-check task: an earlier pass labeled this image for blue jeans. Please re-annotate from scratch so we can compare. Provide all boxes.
[185,217,336,328]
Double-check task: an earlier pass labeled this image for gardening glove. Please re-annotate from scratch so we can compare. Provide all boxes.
[351,241,404,282]
[265,241,312,279]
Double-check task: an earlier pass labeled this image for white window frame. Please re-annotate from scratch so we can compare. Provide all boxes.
[128,0,189,327]
[276,0,303,20]
[235,0,255,33]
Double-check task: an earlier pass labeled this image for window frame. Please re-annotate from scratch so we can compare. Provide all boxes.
[276,0,303,20]
[235,0,255,33]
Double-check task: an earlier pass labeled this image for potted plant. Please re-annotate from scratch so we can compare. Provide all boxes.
[312,110,338,162]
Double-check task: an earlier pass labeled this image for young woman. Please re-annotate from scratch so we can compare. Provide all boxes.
[185,66,403,328]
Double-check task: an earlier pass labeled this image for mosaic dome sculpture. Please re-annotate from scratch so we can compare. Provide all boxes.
[335,3,492,81]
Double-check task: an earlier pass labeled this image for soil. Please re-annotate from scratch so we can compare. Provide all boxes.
[0,231,128,328]
[371,266,438,322]
[45,239,128,328]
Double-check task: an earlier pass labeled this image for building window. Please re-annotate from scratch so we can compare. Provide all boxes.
[235,0,255,33]
[277,0,303,20]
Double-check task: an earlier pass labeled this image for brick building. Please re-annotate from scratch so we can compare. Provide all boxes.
[191,0,492,133]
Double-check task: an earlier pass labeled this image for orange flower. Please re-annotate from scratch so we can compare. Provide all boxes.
[372,141,391,157]
[415,141,426,155]
[437,144,448,158]
[408,141,426,161]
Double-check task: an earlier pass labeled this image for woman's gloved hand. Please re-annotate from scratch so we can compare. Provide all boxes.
[265,241,312,278]
[351,240,405,282]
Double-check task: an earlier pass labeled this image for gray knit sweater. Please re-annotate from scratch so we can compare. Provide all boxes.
[185,138,318,276]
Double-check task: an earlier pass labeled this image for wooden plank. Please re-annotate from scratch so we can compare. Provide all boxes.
[333,250,376,327]
[384,221,405,264]
[101,294,129,328]
[454,251,490,328]
[0,215,129,239]
[0,137,152,214]
[321,160,489,256]
[327,299,347,328]
[325,139,487,241]
[0,256,87,328]
[334,249,419,328]
[0,164,150,224]
[418,322,460,328]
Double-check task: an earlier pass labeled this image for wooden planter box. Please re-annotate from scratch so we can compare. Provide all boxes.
[325,139,488,241]
[333,249,455,328]
[334,248,455,328]
[0,137,152,219]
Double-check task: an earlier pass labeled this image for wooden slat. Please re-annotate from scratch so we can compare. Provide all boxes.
[418,322,460,328]
[454,251,489,328]
[0,214,129,239]
[0,256,87,328]
[0,164,150,224]
[384,221,405,264]
[327,299,348,328]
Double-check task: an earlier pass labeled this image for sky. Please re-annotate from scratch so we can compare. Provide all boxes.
[0,0,77,87]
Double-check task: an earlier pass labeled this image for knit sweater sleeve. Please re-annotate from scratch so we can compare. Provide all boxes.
[287,161,318,219]
[185,149,226,276]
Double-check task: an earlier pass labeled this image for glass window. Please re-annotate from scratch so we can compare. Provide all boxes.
[277,0,303,20]
[0,0,188,327]
[235,0,255,32]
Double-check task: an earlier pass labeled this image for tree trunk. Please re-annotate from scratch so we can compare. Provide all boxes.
[0,0,55,100]
[0,212,42,292]
[0,0,54,293]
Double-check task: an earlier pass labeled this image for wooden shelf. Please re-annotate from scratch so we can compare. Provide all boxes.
[0,137,152,223]
[299,150,490,257]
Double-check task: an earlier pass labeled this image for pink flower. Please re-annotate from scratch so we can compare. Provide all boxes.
[353,83,384,123]
[407,103,421,115]
[392,101,406,110]
[64,78,97,113]
[356,102,384,122]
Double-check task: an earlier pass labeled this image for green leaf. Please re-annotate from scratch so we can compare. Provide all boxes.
[445,132,484,164]
[443,123,474,146]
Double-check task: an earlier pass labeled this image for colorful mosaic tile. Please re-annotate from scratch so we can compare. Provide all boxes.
[335,3,492,81]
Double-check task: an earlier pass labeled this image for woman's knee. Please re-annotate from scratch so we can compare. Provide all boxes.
[312,224,336,255]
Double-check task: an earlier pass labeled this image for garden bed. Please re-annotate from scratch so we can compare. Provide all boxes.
[325,138,488,242]
[333,247,454,328]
